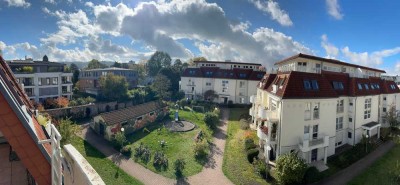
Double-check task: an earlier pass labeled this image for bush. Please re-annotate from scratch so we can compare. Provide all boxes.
[253,159,269,179]
[134,143,151,163]
[275,152,307,185]
[240,119,250,130]
[247,148,259,163]
[194,140,209,159]
[380,127,391,141]
[153,151,168,170]
[113,131,127,150]
[244,138,257,151]
[303,166,321,183]
[174,158,186,176]
[121,146,132,156]
[204,112,219,130]
[390,160,400,183]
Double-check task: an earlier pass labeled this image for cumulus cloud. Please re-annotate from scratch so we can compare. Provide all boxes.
[44,0,55,4]
[92,3,134,34]
[341,46,400,67]
[249,0,293,26]
[326,0,343,20]
[321,34,339,58]
[5,0,30,8]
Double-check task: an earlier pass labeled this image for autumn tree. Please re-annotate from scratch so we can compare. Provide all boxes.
[55,97,69,108]
[385,104,399,130]
[99,74,129,101]
[56,118,79,146]
[87,59,107,69]
[151,74,171,100]
[147,51,171,76]
[188,57,207,66]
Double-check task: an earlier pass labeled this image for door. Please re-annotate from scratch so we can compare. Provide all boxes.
[224,97,228,104]
[316,64,321,73]
[99,123,105,136]
[311,149,318,161]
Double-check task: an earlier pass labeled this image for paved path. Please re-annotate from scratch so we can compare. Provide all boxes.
[78,108,233,185]
[315,140,396,185]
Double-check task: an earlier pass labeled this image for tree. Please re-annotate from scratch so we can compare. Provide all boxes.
[174,158,186,177]
[385,104,399,130]
[43,55,49,62]
[275,152,307,185]
[131,63,146,85]
[147,51,171,76]
[173,59,183,73]
[204,90,218,101]
[188,57,207,66]
[151,74,171,100]
[57,118,79,146]
[55,97,69,108]
[43,98,57,109]
[113,131,127,150]
[204,112,219,130]
[112,61,122,68]
[87,59,107,69]
[99,74,129,101]
[158,67,180,99]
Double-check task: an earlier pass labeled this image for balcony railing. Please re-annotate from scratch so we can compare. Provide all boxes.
[299,135,329,152]
[336,106,344,113]
[313,111,319,119]
[258,109,279,121]
[257,126,267,140]
[62,81,72,84]
[250,95,256,103]
[249,108,254,116]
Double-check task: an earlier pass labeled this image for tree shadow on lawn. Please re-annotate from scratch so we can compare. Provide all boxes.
[174,171,189,185]
[83,139,107,159]
[212,126,227,140]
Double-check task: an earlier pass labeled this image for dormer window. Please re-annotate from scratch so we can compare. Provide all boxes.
[311,80,319,90]
[358,83,363,90]
[364,84,369,90]
[303,80,311,90]
[332,81,344,90]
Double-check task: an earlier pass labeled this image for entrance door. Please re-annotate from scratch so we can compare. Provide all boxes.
[223,97,228,104]
[311,149,318,161]
[99,123,105,136]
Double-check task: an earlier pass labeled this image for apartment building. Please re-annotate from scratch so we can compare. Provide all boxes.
[6,57,73,102]
[180,60,266,104]
[250,53,400,166]
[79,67,138,95]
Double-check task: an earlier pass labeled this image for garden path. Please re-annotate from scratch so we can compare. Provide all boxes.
[78,108,233,185]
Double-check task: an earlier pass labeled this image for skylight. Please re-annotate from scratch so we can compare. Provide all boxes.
[304,80,318,90]
[332,81,344,90]
[303,80,311,90]
[358,83,363,90]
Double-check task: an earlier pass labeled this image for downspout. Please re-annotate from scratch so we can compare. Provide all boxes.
[278,99,283,158]
[353,97,357,145]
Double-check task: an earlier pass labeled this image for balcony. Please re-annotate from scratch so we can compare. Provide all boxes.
[336,106,344,113]
[249,108,254,116]
[258,109,279,122]
[185,90,195,94]
[62,80,72,84]
[257,126,268,140]
[187,82,196,86]
[299,135,329,152]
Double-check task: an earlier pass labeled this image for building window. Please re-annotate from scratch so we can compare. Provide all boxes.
[313,103,320,120]
[239,81,245,88]
[348,132,352,138]
[364,84,369,90]
[312,125,318,139]
[303,80,311,90]
[332,81,344,90]
[240,98,245,104]
[206,82,211,86]
[383,107,387,112]
[364,98,371,119]
[337,99,344,113]
[149,112,155,116]
[311,80,319,90]
[304,125,309,135]
[358,83,363,90]
[137,117,143,121]
[304,103,311,120]
[349,117,353,122]
[336,117,343,130]
[52,77,58,85]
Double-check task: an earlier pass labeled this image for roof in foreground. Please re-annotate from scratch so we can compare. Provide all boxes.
[194,60,262,66]
[6,60,65,66]
[98,101,167,126]
[275,53,386,73]
[182,67,265,81]
[259,70,400,99]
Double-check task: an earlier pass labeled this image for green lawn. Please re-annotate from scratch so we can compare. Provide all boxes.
[222,108,270,185]
[70,137,143,185]
[348,143,400,185]
[126,109,213,178]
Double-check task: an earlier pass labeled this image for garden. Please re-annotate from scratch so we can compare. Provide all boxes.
[119,106,219,178]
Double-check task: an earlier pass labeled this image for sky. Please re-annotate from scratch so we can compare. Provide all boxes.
[1,0,400,74]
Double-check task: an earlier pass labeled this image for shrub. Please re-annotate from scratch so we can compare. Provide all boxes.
[244,138,257,151]
[380,127,391,141]
[56,118,79,146]
[121,146,132,156]
[174,158,186,176]
[240,119,250,130]
[247,148,259,163]
[303,166,321,183]
[153,151,168,170]
[275,152,307,185]
[134,143,151,163]
[204,112,219,130]
[253,159,269,179]
[390,160,400,183]
[113,131,127,150]
[194,140,209,159]
[37,114,49,126]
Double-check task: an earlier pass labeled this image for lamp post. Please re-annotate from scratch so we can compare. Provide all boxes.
[121,127,125,132]
[365,134,369,153]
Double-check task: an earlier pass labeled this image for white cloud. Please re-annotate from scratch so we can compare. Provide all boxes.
[42,7,51,14]
[321,34,339,58]
[249,0,293,26]
[341,46,400,67]
[5,0,30,8]
[84,1,94,7]
[44,0,55,4]
[326,0,343,20]
[92,3,134,34]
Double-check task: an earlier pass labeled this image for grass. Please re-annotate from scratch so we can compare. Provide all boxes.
[349,142,400,185]
[126,109,213,178]
[222,108,270,185]
[70,137,143,185]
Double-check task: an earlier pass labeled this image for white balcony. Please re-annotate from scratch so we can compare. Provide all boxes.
[249,108,254,116]
[258,108,267,119]
[266,110,279,122]
[257,126,267,140]
[250,95,256,103]
[299,135,329,152]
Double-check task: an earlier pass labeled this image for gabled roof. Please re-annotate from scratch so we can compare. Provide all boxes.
[0,56,51,185]
[182,67,265,81]
[98,101,167,126]
[275,53,386,73]
[261,70,400,99]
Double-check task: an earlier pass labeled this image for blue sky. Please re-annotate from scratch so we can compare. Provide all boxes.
[1,0,400,74]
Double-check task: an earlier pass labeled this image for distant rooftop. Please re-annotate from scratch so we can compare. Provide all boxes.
[82,67,134,71]
[194,60,262,66]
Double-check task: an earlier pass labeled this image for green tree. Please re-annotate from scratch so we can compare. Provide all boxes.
[43,55,49,62]
[204,90,218,101]
[204,112,219,130]
[173,59,184,73]
[70,63,80,85]
[87,59,107,69]
[385,104,399,130]
[174,158,186,177]
[113,131,127,150]
[147,51,171,76]
[158,67,180,99]
[151,74,171,100]
[112,61,122,68]
[276,152,308,185]
[57,118,79,146]
[99,74,129,101]
[131,63,146,85]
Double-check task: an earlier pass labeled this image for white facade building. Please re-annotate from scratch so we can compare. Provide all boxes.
[180,61,265,104]
[250,53,400,165]
[7,58,73,102]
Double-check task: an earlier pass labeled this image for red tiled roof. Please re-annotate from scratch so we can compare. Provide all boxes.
[275,53,386,73]
[261,70,399,99]
[0,56,51,185]
[182,67,265,81]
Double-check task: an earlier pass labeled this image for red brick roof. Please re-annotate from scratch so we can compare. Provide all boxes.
[0,56,51,185]
[182,67,265,81]
[262,70,400,99]
[275,53,386,73]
